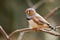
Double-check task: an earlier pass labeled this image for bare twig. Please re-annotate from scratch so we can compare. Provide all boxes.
[56,26,60,29]
[26,0,45,9]
[9,27,60,38]
[40,28,60,36]
[32,1,45,9]
[0,25,60,40]
[17,32,25,40]
[45,7,60,20]
[17,30,30,40]
[0,26,10,40]
[26,0,33,7]
[9,28,32,38]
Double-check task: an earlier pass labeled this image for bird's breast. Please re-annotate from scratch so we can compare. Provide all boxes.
[28,20,39,28]
[28,20,49,28]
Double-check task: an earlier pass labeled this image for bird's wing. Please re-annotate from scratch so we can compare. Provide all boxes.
[32,13,55,30]
[32,13,50,25]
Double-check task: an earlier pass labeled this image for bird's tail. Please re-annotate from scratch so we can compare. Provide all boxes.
[47,24,56,31]
[17,32,25,40]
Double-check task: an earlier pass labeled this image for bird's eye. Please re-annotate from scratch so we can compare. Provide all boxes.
[29,10,33,16]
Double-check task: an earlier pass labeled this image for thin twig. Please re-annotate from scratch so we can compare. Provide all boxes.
[17,32,25,40]
[45,7,60,20]
[0,26,10,40]
[26,0,33,7]
[56,26,60,29]
[40,28,60,36]
[17,30,30,40]
[32,1,45,9]
[9,28,32,38]
[26,0,45,9]
[9,27,60,38]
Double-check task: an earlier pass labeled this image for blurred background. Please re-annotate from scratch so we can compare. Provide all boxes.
[0,0,60,40]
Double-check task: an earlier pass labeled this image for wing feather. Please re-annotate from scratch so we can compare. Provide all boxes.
[33,13,50,25]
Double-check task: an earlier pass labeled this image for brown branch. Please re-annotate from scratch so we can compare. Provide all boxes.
[9,28,32,38]
[1,25,60,40]
[9,27,60,39]
[45,7,60,20]
[0,26,10,40]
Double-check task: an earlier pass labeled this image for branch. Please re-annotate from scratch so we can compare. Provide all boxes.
[45,7,60,20]
[26,0,33,7]
[0,26,10,40]
[17,32,25,40]
[55,26,60,29]
[40,28,60,36]
[26,0,45,9]
[9,28,32,38]
[32,1,45,9]
[9,27,60,38]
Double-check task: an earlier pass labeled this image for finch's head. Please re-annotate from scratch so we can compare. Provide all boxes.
[25,8,36,16]
[25,8,36,20]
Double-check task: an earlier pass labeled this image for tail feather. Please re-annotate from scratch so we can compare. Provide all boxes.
[47,24,56,31]
[49,26,56,31]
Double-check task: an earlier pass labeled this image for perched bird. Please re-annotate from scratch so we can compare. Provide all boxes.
[17,8,56,40]
[25,8,56,31]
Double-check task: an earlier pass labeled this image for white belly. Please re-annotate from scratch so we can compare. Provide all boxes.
[28,20,38,28]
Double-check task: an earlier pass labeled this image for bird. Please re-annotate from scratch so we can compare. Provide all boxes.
[25,8,56,31]
[17,8,56,40]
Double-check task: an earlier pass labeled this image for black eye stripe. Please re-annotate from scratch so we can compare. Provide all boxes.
[26,18,31,20]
